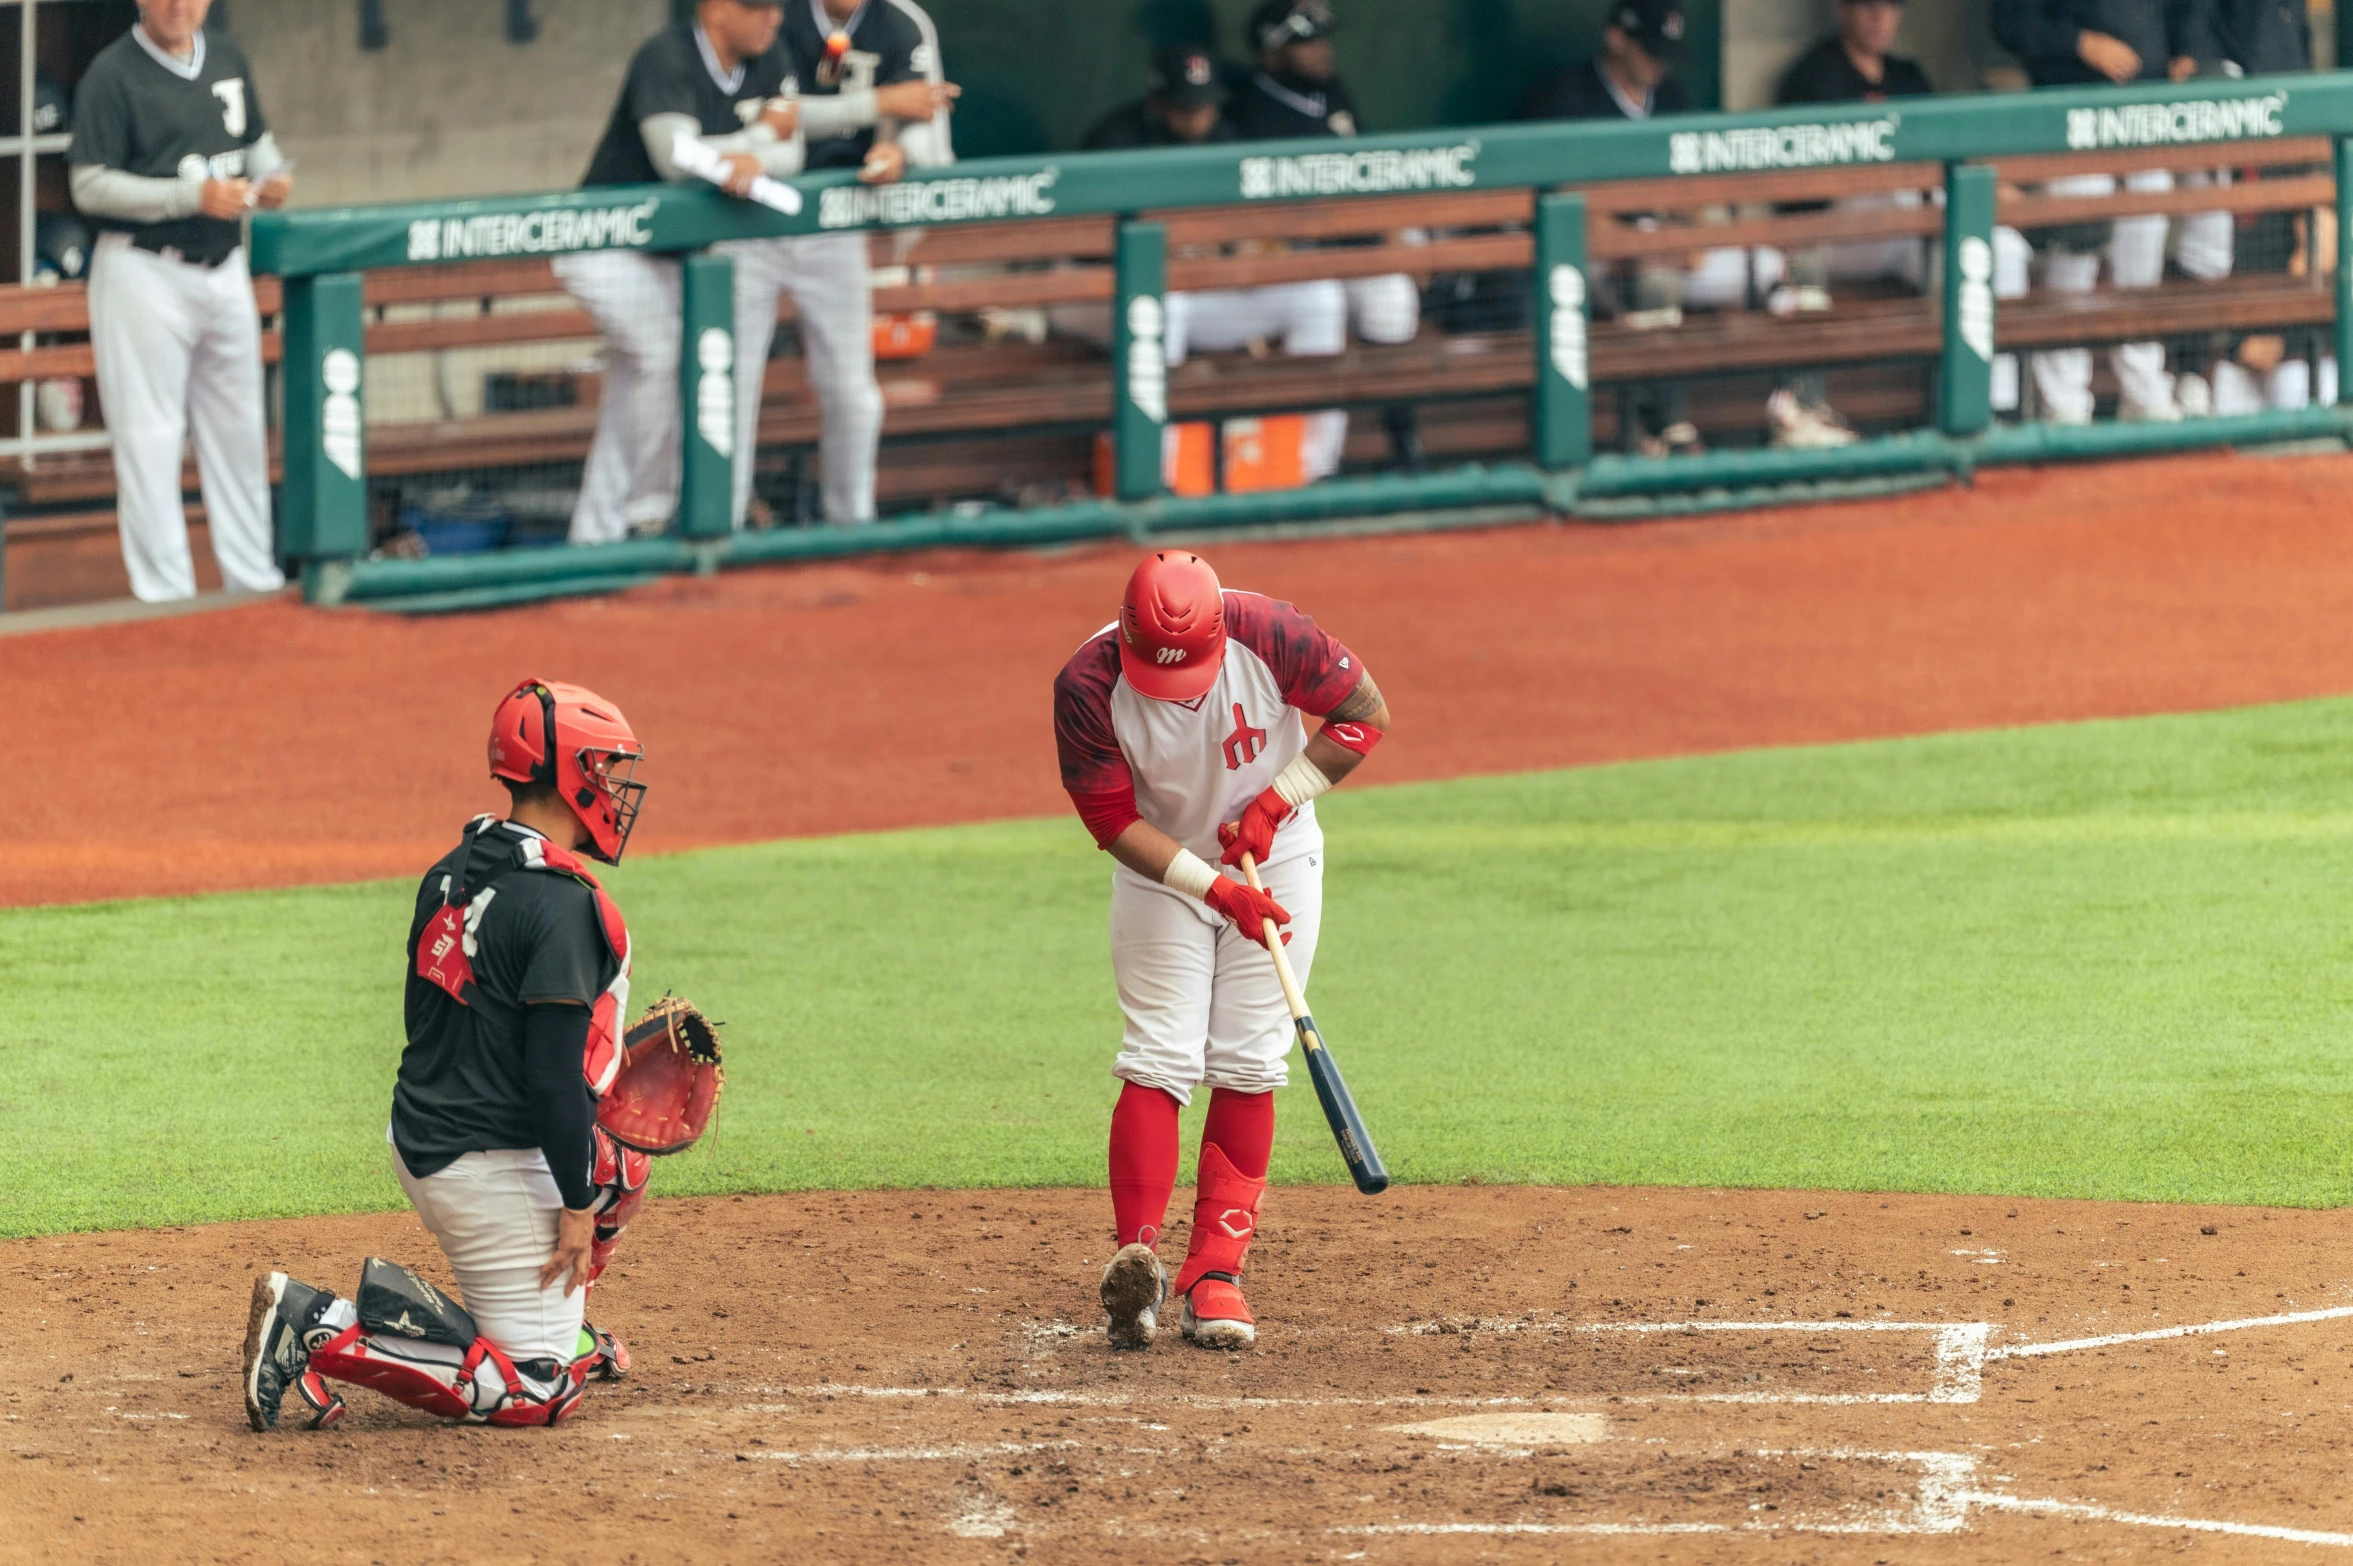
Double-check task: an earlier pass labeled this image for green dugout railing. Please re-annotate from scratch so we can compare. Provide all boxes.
[255,72,2353,607]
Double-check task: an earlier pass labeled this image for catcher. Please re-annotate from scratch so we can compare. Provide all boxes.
[241,678,721,1430]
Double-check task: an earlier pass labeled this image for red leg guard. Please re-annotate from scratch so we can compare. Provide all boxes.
[588,1128,649,1288]
[1169,1141,1270,1299]
[307,1323,473,1422]
[1108,1081,1181,1249]
[308,1323,588,1426]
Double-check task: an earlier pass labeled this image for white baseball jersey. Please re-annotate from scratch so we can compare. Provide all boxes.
[1055,590,1363,866]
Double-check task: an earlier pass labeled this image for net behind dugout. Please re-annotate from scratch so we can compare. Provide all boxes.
[355,259,621,561]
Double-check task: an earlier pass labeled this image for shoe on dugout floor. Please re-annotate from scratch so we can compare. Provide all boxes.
[581,1322,631,1381]
[243,1271,343,1432]
[1179,1273,1256,1351]
[1766,388,1858,450]
[1100,1243,1166,1350]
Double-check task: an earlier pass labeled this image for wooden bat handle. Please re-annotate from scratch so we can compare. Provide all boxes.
[1237,851,1315,1039]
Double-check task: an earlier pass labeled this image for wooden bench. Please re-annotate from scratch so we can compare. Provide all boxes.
[0,146,2334,526]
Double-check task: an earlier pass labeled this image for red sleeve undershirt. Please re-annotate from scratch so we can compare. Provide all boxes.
[1053,630,1140,849]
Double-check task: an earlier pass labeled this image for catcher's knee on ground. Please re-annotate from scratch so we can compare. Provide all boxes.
[302,1259,594,1426]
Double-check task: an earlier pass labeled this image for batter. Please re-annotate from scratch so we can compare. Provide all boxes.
[241,680,653,1429]
[70,0,291,603]
[1054,550,1392,1349]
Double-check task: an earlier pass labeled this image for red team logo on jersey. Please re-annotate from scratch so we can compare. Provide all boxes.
[1221,703,1267,770]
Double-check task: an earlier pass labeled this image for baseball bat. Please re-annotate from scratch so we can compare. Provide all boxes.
[1238,852,1389,1196]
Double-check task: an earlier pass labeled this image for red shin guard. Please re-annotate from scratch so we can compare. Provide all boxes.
[1108,1082,1181,1249]
[588,1128,649,1288]
[1170,1141,1270,1300]
[308,1323,587,1427]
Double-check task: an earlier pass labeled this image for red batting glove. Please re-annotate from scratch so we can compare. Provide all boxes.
[1202,874,1292,949]
[1217,786,1293,869]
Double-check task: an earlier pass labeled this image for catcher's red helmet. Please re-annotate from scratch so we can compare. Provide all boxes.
[1119,550,1226,701]
[488,679,647,864]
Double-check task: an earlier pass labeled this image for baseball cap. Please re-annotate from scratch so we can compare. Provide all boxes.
[1148,46,1228,108]
[1609,0,1688,61]
[1250,0,1338,54]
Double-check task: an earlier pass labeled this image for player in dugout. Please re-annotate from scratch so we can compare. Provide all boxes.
[1065,44,1356,473]
[1229,0,1428,474]
[71,0,290,604]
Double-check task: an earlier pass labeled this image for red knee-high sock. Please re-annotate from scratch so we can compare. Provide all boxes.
[1108,1082,1181,1249]
[1200,1087,1275,1179]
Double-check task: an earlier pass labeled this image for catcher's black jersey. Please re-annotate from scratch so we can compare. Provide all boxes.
[580,22,792,187]
[68,25,267,264]
[781,0,922,170]
[392,822,615,1180]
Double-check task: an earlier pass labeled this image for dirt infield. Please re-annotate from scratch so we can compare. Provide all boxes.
[15,450,2353,905]
[9,1185,2353,1563]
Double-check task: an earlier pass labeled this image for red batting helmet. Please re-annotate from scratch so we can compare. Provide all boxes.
[488,679,647,864]
[1119,550,1226,701]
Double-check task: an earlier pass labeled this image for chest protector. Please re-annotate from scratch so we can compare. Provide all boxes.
[414,816,633,1098]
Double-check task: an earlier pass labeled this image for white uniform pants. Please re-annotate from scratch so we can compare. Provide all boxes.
[1167,282,1350,480]
[724,233,883,524]
[1997,172,2179,422]
[1110,849,1323,1105]
[394,1145,585,1363]
[88,234,282,603]
[555,250,683,545]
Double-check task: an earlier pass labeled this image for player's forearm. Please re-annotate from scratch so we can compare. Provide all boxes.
[798,90,879,137]
[1106,819,1186,882]
[71,162,201,223]
[639,113,804,182]
[522,1002,598,1211]
[1305,670,1390,786]
[246,132,289,182]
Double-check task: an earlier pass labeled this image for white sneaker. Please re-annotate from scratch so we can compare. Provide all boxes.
[1766,388,1858,449]
[2173,372,2213,419]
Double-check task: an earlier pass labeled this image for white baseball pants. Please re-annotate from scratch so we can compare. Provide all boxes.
[394,1144,585,1363]
[2009,172,2178,423]
[87,233,282,603]
[1109,846,1323,1106]
[724,233,883,524]
[1166,282,1350,480]
[554,250,683,545]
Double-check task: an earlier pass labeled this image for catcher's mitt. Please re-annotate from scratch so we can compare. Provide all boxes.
[597,996,724,1155]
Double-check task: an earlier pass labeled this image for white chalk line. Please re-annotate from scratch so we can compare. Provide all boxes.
[1957,1493,2353,1548]
[1988,1304,2353,1360]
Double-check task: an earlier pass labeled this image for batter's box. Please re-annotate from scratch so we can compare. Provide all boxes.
[1394,1317,1989,1404]
[1338,1447,1979,1538]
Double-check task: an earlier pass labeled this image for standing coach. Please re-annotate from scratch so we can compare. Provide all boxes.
[70,0,290,603]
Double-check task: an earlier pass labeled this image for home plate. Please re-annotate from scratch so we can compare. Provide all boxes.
[1386,1412,1610,1445]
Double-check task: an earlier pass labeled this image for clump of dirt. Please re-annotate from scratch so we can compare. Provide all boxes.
[7,1183,2352,1562]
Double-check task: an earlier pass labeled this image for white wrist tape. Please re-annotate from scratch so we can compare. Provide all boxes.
[1162,847,1220,901]
[1269,753,1335,812]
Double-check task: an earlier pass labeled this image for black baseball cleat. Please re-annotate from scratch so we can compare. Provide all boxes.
[243,1271,341,1432]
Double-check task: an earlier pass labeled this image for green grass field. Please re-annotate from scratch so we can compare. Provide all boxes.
[9,695,2353,1239]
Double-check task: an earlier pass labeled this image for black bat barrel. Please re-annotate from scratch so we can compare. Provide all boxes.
[1299,1016,1388,1195]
